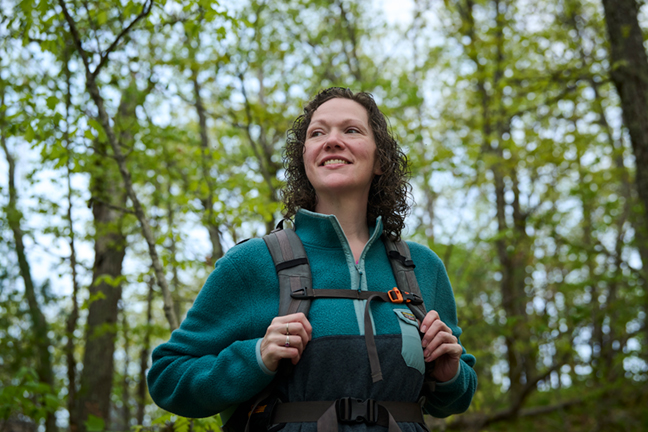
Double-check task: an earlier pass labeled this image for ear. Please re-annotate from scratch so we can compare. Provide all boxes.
[373,157,384,176]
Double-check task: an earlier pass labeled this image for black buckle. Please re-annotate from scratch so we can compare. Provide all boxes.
[290,287,310,299]
[388,251,415,268]
[403,292,423,305]
[336,398,378,425]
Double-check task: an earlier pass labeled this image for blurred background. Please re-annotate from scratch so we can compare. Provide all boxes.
[1,0,648,430]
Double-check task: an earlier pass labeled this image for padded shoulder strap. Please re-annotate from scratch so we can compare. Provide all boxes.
[263,227,312,317]
[382,235,427,321]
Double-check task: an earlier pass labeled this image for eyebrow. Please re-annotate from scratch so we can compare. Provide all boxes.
[307,118,367,130]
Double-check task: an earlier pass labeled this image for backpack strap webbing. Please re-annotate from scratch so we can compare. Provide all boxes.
[382,235,427,322]
[383,235,438,391]
[263,227,312,317]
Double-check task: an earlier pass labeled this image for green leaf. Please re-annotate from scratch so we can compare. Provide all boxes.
[173,416,190,432]
[24,124,35,142]
[46,96,58,110]
[97,11,108,26]
[85,415,105,432]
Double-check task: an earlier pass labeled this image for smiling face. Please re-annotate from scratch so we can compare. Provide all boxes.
[303,98,383,207]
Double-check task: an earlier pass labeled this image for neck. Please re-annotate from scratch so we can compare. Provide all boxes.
[314,195,370,259]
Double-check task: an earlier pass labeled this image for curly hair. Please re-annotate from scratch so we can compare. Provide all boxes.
[282,87,411,241]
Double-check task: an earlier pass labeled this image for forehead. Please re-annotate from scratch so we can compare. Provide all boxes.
[309,98,369,126]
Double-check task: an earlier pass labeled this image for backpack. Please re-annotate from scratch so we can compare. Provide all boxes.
[222,222,431,432]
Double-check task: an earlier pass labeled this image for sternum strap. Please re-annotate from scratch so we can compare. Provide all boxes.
[291,288,409,383]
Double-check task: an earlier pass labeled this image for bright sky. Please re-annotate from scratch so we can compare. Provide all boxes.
[381,0,414,25]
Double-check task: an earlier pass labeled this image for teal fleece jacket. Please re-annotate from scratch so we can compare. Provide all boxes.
[148,209,477,423]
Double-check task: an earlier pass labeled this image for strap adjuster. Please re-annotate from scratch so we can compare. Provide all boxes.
[388,287,423,305]
[290,287,311,299]
[387,250,415,268]
[336,398,378,425]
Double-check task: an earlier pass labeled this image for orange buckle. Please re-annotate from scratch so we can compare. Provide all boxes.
[388,287,404,303]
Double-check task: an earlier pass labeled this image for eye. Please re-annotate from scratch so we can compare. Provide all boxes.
[309,130,324,138]
[346,127,360,134]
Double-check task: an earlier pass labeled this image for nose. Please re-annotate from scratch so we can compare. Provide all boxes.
[324,129,345,150]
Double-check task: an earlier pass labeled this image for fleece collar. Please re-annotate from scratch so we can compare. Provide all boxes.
[294,208,383,251]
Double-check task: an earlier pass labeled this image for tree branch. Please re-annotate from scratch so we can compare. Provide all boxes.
[93,0,153,77]
[57,0,92,74]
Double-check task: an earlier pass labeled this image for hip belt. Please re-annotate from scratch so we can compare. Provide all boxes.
[271,397,426,432]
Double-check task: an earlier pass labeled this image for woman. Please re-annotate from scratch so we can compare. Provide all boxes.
[147,88,477,431]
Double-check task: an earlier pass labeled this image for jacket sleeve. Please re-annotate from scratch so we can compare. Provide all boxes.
[409,243,478,417]
[147,241,278,418]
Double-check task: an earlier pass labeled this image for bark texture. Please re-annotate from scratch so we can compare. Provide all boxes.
[601,0,648,365]
[75,146,127,432]
[601,0,648,219]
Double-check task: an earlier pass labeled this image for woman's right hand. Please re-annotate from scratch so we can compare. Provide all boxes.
[260,312,312,372]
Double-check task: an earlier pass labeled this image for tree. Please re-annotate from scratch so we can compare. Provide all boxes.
[0,77,57,432]
[601,0,648,366]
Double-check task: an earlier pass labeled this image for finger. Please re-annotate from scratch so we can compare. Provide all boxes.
[424,332,457,357]
[419,310,440,334]
[273,321,311,348]
[421,319,452,348]
[268,320,307,339]
[266,346,302,366]
[427,341,462,362]
[275,344,304,366]
[262,332,306,356]
[278,334,305,352]
[288,312,313,339]
[275,313,313,340]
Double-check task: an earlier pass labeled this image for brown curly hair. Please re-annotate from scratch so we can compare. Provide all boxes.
[282,87,411,241]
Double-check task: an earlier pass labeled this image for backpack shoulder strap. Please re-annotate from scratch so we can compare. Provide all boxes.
[263,225,312,317]
[382,235,427,321]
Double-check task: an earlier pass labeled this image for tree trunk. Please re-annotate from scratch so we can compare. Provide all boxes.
[601,0,648,222]
[63,45,81,432]
[460,0,535,410]
[136,279,154,425]
[75,76,147,432]
[75,149,127,432]
[121,307,131,430]
[191,71,224,261]
[0,85,56,432]
[58,0,179,335]
[601,0,648,363]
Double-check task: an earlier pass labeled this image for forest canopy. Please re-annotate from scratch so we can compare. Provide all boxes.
[1,0,648,431]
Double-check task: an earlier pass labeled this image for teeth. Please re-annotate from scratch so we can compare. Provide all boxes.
[323,159,349,166]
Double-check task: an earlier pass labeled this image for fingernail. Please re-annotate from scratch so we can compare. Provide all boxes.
[420,325,427,333]
[422,341,428,348]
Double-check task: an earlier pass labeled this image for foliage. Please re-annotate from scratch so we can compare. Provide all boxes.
[0,0,647,430]
[0,368,59,423]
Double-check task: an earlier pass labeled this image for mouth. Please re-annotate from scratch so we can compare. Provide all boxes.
[321,158,351,166]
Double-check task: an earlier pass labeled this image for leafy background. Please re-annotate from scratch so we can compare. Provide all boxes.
[1,0,647,431]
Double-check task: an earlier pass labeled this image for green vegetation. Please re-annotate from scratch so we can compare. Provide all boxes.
[0,0,647,431]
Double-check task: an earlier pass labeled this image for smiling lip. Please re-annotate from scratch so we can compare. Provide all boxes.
[320,157,351,166]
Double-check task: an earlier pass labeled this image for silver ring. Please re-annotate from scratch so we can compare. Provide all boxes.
[286,323,290,335]
[285,335,290,347]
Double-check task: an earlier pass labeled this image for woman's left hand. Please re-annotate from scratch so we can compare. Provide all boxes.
[420,310,462,382]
